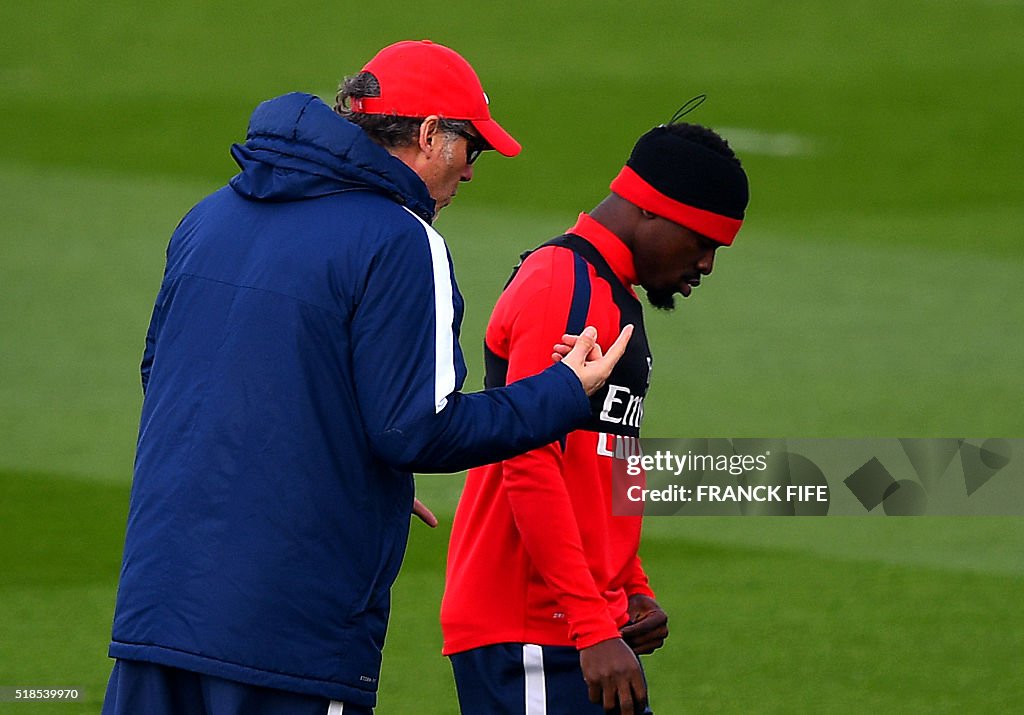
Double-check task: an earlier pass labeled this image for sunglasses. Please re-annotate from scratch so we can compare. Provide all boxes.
[454,128,487,165]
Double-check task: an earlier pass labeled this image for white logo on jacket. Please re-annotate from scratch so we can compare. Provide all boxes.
[599,384,644,428]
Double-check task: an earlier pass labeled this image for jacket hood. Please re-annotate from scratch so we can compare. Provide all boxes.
[228,92,435,221]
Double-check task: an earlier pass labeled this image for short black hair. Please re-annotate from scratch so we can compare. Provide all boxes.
[334,71,472,149]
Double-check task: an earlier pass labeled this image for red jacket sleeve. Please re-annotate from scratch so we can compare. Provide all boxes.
[624,554,656,599]
[493,248,623,650]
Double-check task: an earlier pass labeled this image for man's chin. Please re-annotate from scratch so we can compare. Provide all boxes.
[646,290,676,312]
[433,196,454,215]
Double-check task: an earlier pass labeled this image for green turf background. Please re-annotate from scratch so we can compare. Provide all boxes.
[1,1,1022,712]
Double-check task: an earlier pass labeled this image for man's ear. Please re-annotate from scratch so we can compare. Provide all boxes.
[418,115,443,155]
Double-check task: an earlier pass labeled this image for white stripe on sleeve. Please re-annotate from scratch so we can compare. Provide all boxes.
[523,643,548,715]
[326,701,344,715]
[403,208,456,413]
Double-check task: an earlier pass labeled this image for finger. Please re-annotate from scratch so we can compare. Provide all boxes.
[603,680,619,712]
[564,326,599,366]
[558,333,605,360]
[631,668,648,712]
[621,613,661,635]
[647,611,668,626]
[627,635,663,655]
[621,629,660,653]
[627,601,659,623]
[616,681,635,715]
[551,343,573,364]
[587,679,601,705]
[602,324,634,366]
[412,498,438,528]
[620,621,644,637]
[622,614,666,638]
[628,622,668,645]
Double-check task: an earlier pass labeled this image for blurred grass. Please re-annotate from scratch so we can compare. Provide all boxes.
[2,0,1023,712]
[0,471,125,714]
[2,1,1021,222]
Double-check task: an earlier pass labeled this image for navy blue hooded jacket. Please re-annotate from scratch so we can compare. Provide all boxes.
[108,93,591,706]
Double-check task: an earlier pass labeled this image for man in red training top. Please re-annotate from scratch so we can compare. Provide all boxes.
[441,120,750,714]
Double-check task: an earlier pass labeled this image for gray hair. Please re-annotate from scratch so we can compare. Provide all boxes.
[334,71,472,149]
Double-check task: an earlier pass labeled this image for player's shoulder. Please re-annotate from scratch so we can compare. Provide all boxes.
[513,241,579,286]
[494,241,581,321]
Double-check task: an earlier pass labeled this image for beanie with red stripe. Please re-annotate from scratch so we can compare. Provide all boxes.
[610,125,749,245]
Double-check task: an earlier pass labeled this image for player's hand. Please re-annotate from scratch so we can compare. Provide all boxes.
[557,325,633,397]
[412,498,438,528]
[621,594,669,655]
[552,330,603,362]
[552,333,587,361]
[579,637,647,714]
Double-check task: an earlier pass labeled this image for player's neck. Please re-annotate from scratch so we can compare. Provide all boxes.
[589,195,638,253]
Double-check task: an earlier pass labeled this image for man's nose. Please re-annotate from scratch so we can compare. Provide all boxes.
[698,248,716,274]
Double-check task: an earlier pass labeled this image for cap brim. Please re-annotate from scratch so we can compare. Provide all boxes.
[471,117,521,157]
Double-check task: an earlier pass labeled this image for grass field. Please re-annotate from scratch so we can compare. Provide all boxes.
[2,1,1023,712]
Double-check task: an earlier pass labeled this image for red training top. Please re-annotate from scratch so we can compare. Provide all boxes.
[441,213,655,655]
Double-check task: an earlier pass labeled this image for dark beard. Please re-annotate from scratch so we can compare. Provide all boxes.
[645,289,676,312]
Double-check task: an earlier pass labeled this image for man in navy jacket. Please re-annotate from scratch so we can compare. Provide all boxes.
[103,40,631,715]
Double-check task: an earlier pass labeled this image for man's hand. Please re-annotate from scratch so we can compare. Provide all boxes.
[579,637,647,714]
[556,325,633,396]
[621,594,669,656]
[412,498,438,528]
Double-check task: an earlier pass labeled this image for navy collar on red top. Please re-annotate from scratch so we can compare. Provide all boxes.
[567,212,638,290]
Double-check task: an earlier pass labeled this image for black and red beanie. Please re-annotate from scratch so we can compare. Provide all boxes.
[610,125,749,245]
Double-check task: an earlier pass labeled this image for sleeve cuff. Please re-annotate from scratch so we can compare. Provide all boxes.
[627,584,656,599]
[546,361,591,422]
[575,629,627,651]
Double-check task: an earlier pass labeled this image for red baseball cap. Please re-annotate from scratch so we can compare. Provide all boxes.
[350,40,522,157]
